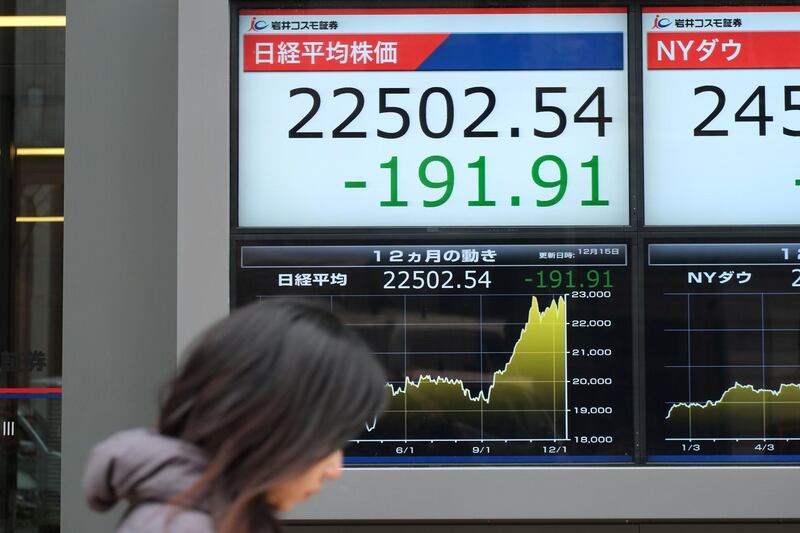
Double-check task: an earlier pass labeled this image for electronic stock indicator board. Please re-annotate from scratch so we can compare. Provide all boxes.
[237,8,629,228]
[643,7,800,225]
[237,243,634,464]
[645,242,800,462]
[235,5,800,467]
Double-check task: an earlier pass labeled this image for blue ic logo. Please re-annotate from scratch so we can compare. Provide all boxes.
[248,17,269,32]
[652,15,672,29]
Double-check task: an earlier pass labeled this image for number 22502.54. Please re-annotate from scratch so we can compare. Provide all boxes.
[289,86,611,139]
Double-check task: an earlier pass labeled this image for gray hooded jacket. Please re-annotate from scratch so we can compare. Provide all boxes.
[83,428,214,532]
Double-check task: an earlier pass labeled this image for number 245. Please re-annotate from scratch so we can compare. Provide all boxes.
[694,85,800,137]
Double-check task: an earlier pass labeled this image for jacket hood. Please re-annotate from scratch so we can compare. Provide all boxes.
[83,428,208,513]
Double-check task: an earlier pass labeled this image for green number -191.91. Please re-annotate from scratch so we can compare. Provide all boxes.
[379,154,609,208]
[533,269,613,289]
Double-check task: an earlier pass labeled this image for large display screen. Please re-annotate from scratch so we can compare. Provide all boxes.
[236,242,634,464]
[645,242,800,461]
[237,8,629,227]
[233,4,800,467]
[643,7,800,226]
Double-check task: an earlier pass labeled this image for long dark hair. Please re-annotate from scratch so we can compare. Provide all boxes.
[158,299,387,532]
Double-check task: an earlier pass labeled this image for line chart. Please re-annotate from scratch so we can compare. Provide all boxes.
[361,296,568,442]
[646,242,800,461]
[237,242,633,463]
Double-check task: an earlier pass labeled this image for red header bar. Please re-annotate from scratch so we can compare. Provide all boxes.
[648,31,800,69]
[0,388,63,394]
[242,7,627,15]
[643,6,800,13]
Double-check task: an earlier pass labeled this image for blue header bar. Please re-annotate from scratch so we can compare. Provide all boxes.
[419,32,624,70]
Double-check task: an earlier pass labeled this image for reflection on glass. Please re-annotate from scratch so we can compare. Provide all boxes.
[1,1,64,531]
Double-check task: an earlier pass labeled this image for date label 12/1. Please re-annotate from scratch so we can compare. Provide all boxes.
[344,154,610,209]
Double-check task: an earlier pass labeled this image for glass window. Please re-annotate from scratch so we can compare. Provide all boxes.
[1,1,65,531]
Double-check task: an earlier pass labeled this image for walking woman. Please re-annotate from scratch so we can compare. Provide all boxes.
[83,299,387,532]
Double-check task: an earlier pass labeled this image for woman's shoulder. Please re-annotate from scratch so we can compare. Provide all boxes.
[117,502,214,533]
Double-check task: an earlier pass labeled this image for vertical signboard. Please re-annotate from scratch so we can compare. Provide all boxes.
[238,8,629,228]
[643,7,800,226]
